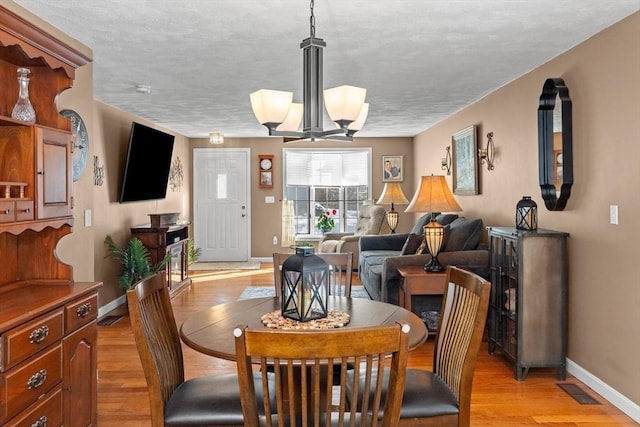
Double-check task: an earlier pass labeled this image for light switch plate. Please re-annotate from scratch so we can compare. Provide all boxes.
[609,205,618,225]
[84,209,92,227]
[265,196,275,204]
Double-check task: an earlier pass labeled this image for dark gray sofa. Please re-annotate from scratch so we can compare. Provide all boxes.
[358,214,489,307]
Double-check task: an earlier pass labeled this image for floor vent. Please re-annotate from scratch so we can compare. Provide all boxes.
[557,383,600,405]
[98,315,122,326]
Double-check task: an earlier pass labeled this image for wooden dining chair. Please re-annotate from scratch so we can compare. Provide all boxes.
[234,322,410,427]
[273,252,353,297]
[349,266,490,427]
[127,272,270,427]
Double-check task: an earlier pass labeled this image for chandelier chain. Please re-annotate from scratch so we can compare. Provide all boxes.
[309,0,316,37]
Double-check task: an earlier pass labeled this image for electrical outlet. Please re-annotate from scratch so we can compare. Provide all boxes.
[272,235,278,245]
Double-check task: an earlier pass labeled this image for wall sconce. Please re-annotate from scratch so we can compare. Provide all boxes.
[441,146,452,175]
[209,132,224,144]
[478,132,495,170]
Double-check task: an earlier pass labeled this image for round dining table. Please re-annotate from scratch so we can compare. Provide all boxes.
[180,296,428,361]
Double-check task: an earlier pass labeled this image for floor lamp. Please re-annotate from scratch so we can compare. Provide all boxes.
[405,175,462,272]
[376,182,409,233]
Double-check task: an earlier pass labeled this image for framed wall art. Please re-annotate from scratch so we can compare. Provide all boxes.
[382,155,403,182]
[452,125,478,195]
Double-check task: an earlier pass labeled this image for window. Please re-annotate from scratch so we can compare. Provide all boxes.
[284,148,371,237]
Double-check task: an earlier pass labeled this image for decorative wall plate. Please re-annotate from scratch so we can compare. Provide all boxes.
[61,109,89,182]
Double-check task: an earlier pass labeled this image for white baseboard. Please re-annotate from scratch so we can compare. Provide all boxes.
[251,257,272,263]
[567,358,640,423]
[98,294,126,319]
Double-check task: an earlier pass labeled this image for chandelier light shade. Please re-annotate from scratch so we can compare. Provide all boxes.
[249,89,294,127]
[405,175,462,272]
[376,182,409,233]
[249,0,368,142]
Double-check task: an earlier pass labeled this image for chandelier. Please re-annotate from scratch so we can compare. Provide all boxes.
[250,0,369,142]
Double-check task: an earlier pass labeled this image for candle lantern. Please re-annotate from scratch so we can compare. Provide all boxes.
[516,196,538,230]
[281,247,329,322]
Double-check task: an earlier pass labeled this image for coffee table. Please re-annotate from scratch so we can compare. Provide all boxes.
[180,296,427,361]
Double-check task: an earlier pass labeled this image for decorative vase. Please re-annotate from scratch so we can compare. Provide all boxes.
[516,196,537,230]
[11,67,36,124]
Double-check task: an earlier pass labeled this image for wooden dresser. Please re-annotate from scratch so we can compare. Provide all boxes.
[0,6,100,426]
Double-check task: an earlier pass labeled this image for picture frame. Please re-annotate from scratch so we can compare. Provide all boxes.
[452,125,478,195]
[382,155,403,182]
[260,171,273,188]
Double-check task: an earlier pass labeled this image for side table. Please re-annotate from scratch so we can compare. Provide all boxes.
[397,266,447,335]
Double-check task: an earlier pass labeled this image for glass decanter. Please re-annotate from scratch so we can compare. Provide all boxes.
[11,67,36,124]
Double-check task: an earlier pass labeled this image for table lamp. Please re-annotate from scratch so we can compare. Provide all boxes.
[405,175,462,272]
[376,182,409,233]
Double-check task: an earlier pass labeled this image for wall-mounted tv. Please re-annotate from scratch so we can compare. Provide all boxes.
[119,122,175,203]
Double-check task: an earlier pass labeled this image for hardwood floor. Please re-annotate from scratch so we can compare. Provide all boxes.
[97,265,637,426]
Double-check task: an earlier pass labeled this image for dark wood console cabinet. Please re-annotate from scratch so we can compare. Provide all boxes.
[131,223,192,297]
[487,226,569,380]
[0,6,100,426]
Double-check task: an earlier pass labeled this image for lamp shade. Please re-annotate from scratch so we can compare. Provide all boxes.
[376,182,409,206]
[405,175,462,213]
[324,85,367,122]
[250,89,293,125]
[276,103,303,132]
[347,103,369,131]
[377,182,409,234]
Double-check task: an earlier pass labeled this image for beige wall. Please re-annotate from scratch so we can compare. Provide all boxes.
[188,136,414,257]
[413,12,640,407]
[91,102,191,307]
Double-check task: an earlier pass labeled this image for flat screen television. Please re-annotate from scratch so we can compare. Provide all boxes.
[119,122,175,203]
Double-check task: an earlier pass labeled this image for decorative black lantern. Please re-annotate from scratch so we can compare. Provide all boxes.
[516,196,538,230]
[281,247,329,322]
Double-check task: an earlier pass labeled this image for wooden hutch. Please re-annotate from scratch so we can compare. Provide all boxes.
[0,7,101,426]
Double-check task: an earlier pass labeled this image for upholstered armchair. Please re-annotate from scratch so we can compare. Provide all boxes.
[318,204,386,263]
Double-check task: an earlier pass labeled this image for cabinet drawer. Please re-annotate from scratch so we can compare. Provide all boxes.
[64,293,98,333]
[0,344,62,423]
[1,309,64,371]
[0,201,14,223]
[14,200,34,222]
[4,387,62,427]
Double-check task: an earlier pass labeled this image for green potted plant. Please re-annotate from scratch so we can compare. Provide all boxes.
[187,236,202,265]
[104,235,171,290]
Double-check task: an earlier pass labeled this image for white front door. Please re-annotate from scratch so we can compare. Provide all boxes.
[193,148,250,261]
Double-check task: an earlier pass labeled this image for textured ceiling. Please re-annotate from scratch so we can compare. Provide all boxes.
[13,1,640,138]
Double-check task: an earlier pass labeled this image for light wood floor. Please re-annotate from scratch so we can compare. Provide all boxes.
[97,264,637,426]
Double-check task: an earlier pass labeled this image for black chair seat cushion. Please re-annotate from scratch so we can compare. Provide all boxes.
[165,373,274,426]
[348,368,459,420]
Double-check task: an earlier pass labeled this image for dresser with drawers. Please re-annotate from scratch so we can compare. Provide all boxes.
[0,5,100,426]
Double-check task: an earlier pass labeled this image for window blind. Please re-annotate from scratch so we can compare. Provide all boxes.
[285,149,369,186]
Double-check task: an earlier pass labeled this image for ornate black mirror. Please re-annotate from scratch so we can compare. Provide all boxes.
[538,78,572,211]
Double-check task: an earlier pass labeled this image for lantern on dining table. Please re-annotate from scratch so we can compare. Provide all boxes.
[281,247,329,322]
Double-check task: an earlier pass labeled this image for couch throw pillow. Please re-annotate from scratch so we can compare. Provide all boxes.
[442,218,483,252]
[401,233,424,255]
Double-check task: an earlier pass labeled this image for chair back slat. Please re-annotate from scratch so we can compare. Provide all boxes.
[235,323,410,427]
[273,252,353,297]
[433,266,490,413]
[127,273,184,425]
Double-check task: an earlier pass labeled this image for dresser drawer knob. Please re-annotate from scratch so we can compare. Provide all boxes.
[31,416,47,427]
[27,369,47,389]
[77,302,92,318]
[29,325,49,344]
[2,209,9,215]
